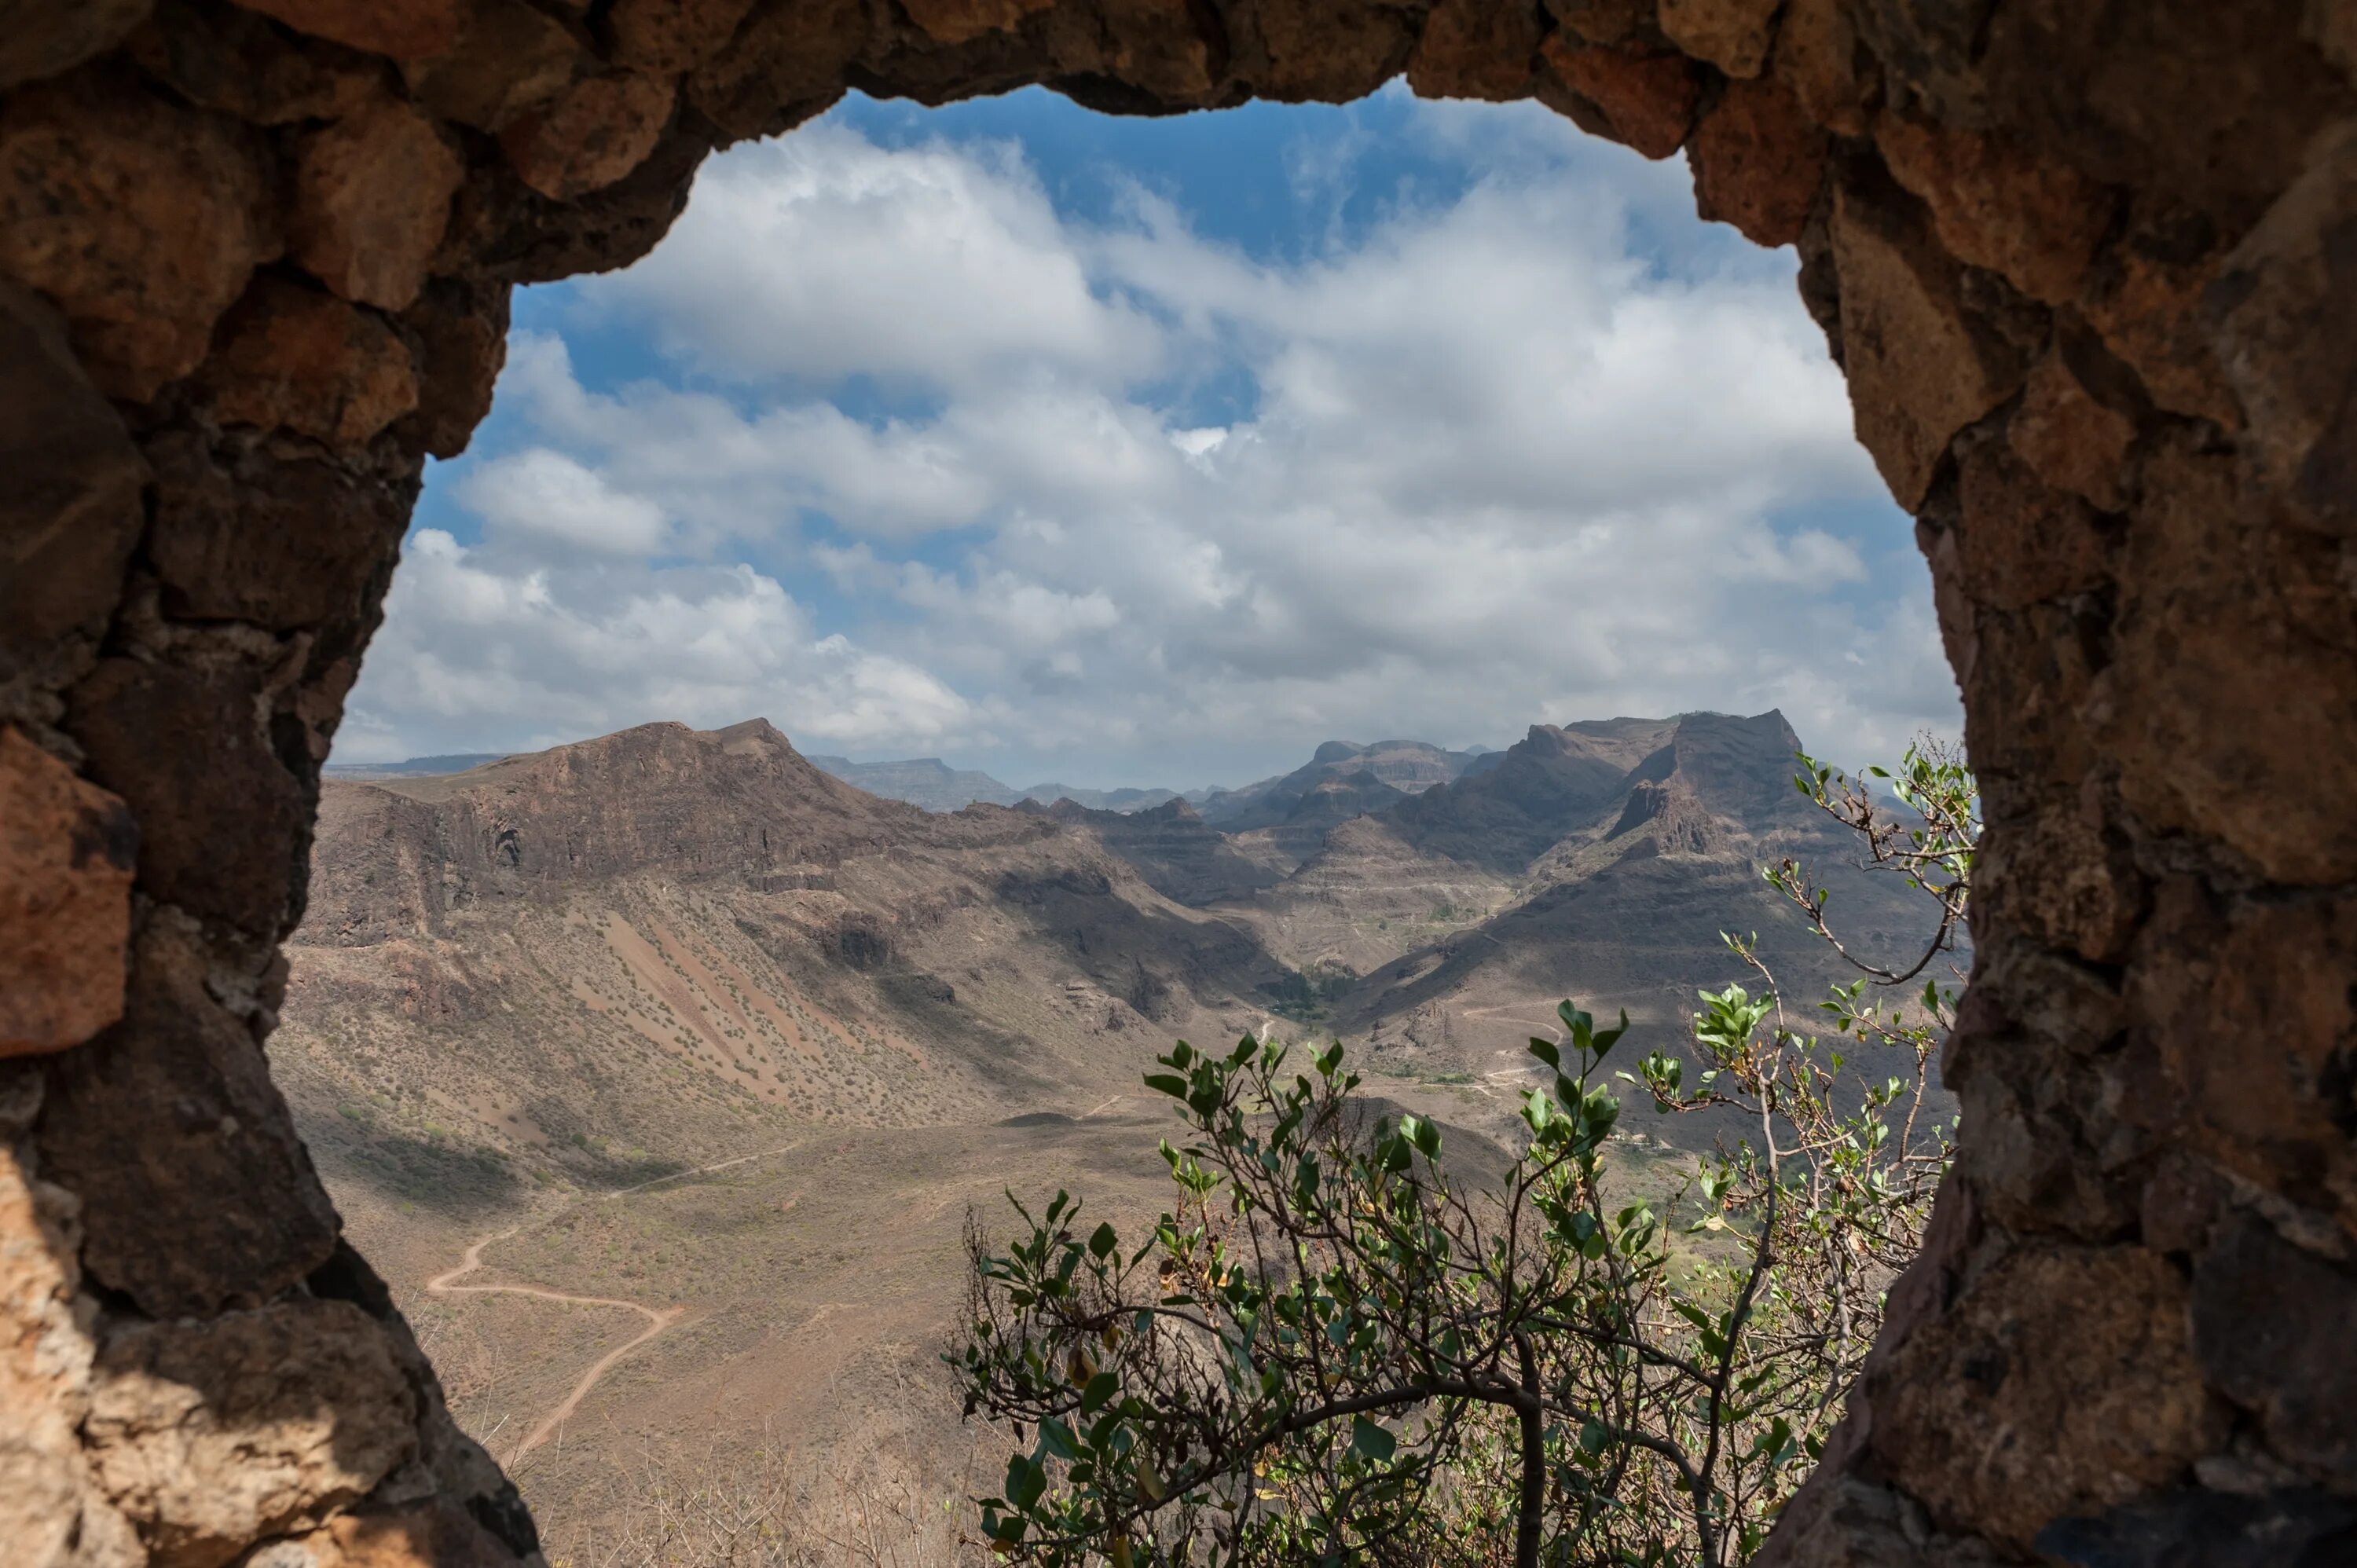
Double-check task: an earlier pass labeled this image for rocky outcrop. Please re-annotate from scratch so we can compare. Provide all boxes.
[1385,716,1677,871]
[1199,738,1487,828]
[1,2,2352,1564]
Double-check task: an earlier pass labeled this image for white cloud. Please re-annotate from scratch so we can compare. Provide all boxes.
[348,101,1959,781]
[456,447,669,555]
[336,529,984,762]
[592,123,1163,393]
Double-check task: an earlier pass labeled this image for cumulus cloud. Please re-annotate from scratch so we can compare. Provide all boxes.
[339,530,984,761]
[345,97,1958,780]
[592,123,1163,392]
[456,448,670,555]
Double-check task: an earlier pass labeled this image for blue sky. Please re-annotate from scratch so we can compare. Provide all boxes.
[346,85,1956,789]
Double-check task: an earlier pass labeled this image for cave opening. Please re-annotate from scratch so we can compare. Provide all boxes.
[2,4,2353,1567]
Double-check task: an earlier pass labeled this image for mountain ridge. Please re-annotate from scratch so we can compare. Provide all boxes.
[280,706,1948,1551]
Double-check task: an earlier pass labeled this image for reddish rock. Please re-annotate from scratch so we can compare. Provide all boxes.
[1876,112,2117,306]
[0,72,277,401]
[1827,178,2029,507]
[0,280,148,658]
[2312,0,2357,82]
[2080,233,2242,428]
[2105,433,2357,886]
[608,0,757,75]
[67,658,310,935]
[1949,433,2113,611]
[1869,1244,2225,1551]
[86,1299,416,1568]
[34,909,343,1318]
[0,731,137,1057]
[2134,882,2357,1228]
[2190,1213,2357,1482]
[1770,0,1870,138]
[2205,119,2357,508]
[1659,0,1781,79]
[255,1501,519,1568]
[396,277,511,460]
[684,0,866,141]
[1688,72,1827,247]
[400,0,582,133]
[1234,0,1422,102]
[1406,0,1545,101]
[901,0,1054,47]
[1538,36,1703,160]
[145,431,417,632]
[0,1074,143,1568]
[231,0,465,61]
[1976,785,2146,963]
[289,94,465,312]
[1975,0,2349,233]
[0,0,152,90]
[204,278,419,449]
[1047,0,1226,106]
[123,3,380,126]
[1542,0,1651,47]
[500,69,676,200]
[2009,347,2137,513]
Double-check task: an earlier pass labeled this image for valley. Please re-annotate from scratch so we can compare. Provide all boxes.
[273,709,1950,1558]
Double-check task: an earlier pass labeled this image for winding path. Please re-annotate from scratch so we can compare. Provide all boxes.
[425,1139,805,1465]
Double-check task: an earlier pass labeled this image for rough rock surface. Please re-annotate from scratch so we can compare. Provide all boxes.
[86,1299,417,1568]
[0,2,2351,1564]
[0,730,136,1057]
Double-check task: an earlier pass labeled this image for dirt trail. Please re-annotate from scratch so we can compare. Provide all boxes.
[1461,1003,1568,1038]
[427,1139,805,1464]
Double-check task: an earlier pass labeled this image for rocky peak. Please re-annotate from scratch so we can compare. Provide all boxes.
[1627,709,1813,828]
[306,719,930,937]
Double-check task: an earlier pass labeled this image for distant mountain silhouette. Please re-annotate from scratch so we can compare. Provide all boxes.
[1196,738,1495,830]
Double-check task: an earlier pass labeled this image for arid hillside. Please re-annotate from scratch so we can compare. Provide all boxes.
[274,718,1305,1549]
[279,711,1946,1554]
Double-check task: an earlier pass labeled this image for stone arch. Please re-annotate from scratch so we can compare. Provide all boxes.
[3,2,2353,1563]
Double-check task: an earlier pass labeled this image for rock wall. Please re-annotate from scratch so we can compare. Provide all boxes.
[2,2,2352,1563]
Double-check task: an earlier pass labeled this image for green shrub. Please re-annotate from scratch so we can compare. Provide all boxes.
[952,742,1972,1566]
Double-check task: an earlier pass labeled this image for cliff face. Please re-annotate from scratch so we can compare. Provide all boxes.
[310,720,927,927]
[3,3,2354,1566]
[1380,713,1798,872]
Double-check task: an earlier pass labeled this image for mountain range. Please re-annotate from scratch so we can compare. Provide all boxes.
[277,709,1942,1550]
[799,753,1182,814]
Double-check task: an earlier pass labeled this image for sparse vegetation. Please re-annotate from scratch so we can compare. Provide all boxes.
[952,742,1972,1566]
[1264,962,1357,1024]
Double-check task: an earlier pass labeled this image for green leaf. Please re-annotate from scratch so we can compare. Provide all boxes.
[1089,1222,1119,1259]
[1080,1371,1119,1414]
[1527,1036,1561,1069]
[1143,1074,1189,1098]
[1350,1414,1397,1464]
[1007,1453,1047,1511]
